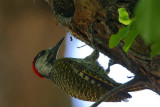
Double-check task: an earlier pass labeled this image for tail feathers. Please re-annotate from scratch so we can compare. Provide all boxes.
[104,91,132,102]
[107,81,147,102]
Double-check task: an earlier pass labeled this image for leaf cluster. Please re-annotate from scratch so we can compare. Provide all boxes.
[109,0,160,58]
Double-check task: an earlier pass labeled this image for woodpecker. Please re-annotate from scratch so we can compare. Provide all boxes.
[32,37,144,102]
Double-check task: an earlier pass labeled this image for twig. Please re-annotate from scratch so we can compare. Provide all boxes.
[77,45,86,48]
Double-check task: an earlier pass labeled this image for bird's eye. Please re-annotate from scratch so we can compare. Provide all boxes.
[34,50,46,62]
[38,50,46,57]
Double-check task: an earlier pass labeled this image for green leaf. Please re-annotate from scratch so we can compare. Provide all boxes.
[123,23,139,52]
[109,25,131,48]
[135,0,160,44]
[118,8,132,25]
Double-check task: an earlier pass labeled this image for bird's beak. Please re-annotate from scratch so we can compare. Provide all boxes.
[48,37,65,63]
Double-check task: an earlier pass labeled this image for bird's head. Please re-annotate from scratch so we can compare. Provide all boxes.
[32,37,65,78]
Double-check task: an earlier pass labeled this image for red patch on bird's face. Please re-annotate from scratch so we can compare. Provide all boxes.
[32,59,44,79]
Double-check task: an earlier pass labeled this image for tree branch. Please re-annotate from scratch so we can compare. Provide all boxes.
[47,0,160,95]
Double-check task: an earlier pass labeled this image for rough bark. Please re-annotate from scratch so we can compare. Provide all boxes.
[46,0,160,95]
